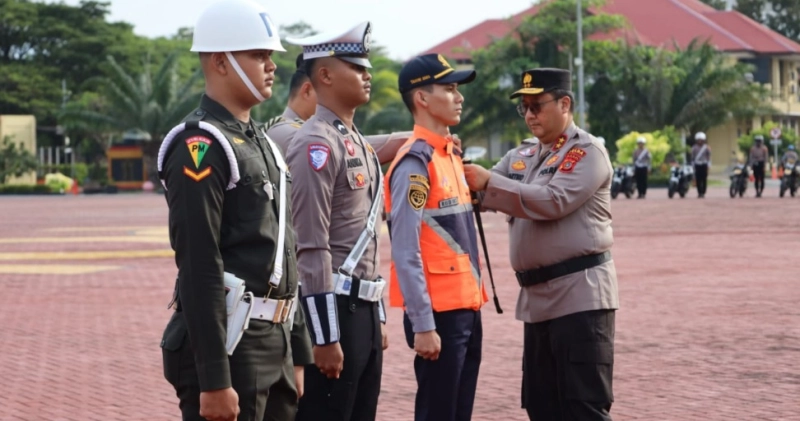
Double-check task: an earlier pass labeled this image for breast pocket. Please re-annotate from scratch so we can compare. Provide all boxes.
[235,157,272,221]
[340,168,370,218]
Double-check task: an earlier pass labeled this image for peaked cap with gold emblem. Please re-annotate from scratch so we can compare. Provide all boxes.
[285,21,372,68]
[398,53,476,93]
[510,68,572,99]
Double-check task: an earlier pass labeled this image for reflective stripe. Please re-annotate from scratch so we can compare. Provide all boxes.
[423,203,472,217]
[421,212,481,287]
[305,296,325,345]
[326,294,339,343]
[378,299,386,323]
[262,129,287,289]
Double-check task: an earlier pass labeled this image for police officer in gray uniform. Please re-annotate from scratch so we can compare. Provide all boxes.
[284,21,388,421]
[157,1,311,420]
[464,68,619,421]
[266,53,411,160]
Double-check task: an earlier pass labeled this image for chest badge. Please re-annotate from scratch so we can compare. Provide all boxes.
[344,138,356,156]
[546,155,559,166]
[355,173,367,188]
[511,160,526,171]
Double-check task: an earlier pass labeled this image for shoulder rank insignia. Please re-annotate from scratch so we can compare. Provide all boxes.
[333,120,349,135]
[552,134,568,152]
[546,155,559,166]
[185,136,212,168]
[308,144,331,171]
[183,166,212,182]
[511,160,526,171]
[408,184,428,210]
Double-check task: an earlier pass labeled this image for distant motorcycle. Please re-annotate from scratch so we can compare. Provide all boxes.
[729,163,749,198]
[667,164,693,199]
[779,159,798,198]
[611,165,635,199]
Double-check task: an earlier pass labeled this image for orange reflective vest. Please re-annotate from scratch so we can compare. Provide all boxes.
[384,127,488,312]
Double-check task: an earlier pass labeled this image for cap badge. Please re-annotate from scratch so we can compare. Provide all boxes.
[362,23,372,52]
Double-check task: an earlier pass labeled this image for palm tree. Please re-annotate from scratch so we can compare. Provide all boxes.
[61,50,203,181]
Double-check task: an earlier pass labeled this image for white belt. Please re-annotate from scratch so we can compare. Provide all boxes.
[333,273,386,302]
[249,297,295,323]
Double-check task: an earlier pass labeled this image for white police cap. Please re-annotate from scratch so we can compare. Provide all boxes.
[286,21,372,68]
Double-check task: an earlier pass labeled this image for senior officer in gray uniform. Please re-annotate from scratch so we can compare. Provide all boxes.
[464,68,619,421]
[266,53,411,161]
[157,1,312,420]
[285,21,388,421]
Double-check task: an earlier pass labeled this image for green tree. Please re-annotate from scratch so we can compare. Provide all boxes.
[0,136,37,184]
[737,121,798,157]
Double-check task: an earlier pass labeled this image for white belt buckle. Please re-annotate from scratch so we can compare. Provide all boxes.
[357,279,386,302]
[334,273,352,296]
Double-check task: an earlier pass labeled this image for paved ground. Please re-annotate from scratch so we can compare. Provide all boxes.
[1,184,799,421]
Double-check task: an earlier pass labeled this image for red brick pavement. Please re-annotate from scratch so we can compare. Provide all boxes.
[0,186,799,421]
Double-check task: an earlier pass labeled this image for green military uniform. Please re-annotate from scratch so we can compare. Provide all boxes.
[159,94,312,420]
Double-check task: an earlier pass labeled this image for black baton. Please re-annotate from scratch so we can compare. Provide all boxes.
[463,159,503,314]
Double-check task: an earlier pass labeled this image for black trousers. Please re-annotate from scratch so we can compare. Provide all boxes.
[752,162,765,193]
[162,313,298,421]
[634,167,648,197]
[522,310,615,421]
[694,164,709,196]
[403,309,482,421]
[296,295,382,421]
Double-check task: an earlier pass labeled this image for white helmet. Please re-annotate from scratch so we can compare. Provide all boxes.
[596,136,605,145]
[191,0,286,53]
[695,131,707,141]
[636,136,646,144]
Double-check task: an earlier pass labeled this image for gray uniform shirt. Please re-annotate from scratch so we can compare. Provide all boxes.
[389,157,435,332]
[692,143,711,165]
[749,145,768,163]
[286,105,382,295]
[482,122,619,323]
[267,106,412,163]
[633,147,651,168]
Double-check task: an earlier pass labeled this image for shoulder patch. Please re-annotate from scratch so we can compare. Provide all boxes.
[409,174,430,188]
[183,165,212,182]
[511,160,526,171]
[546,155,559,166]
[308,144,331,171]
[333,120,349,135]
[185,136,212,169]
[565,147,586,160]
[558,147,586,173]
[408,184,428,210]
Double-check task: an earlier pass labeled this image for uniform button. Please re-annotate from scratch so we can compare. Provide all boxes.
[261,170,267,177]
[245,175,252,182]
[195,111,203,116]
[450,266,455,271]
[350,304,356,311]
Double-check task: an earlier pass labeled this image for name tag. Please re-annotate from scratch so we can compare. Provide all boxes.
[438,197,459,208]
[509,173,524,181]
[538,167,557,176]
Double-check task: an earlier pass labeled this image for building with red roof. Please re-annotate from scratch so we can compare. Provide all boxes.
[422,0,800,168]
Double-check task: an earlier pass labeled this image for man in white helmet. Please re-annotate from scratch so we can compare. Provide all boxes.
[691,132,711,198]
[157,1,311,420]
[633,136,651,199]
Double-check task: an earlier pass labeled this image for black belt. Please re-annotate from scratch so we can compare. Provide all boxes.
[515,251,611,287]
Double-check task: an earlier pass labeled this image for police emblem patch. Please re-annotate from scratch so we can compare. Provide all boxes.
[333,120,349,135]
[559,159,578,173]
[308,144,330,171]
[185,136,212,169]
[344,139,356,156]
[355,173,366,188]
[546,155,559,166]
[511,160,526,171]
[408,184,427,210]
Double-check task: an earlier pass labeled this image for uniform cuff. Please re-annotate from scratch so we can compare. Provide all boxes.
[197,359,231,391]
[409,312,436,333]
[301,293,341,345]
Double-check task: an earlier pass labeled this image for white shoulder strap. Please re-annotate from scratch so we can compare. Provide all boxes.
[338,145,384,277]
[259,128,288,289]
[158,121,241,191]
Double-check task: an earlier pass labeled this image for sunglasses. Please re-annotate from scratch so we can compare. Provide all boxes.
[516,98,559,117]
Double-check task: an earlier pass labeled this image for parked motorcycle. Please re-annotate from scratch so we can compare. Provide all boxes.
[611,165,635,199]
[667,164,694,199]
[729,163,749,198]
[779,159,799,198]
